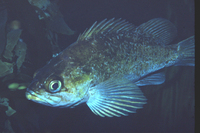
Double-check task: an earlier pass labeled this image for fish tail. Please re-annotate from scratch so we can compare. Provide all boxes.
[175,36,195,66]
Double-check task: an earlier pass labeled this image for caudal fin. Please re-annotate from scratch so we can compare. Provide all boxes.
[176,36,195,66]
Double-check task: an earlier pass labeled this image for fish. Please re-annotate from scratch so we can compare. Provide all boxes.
[25,18,194,117]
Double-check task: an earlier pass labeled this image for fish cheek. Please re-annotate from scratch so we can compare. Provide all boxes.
[61,85,73,94]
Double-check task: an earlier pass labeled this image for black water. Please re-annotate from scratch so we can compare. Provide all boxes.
[0,0,194,132]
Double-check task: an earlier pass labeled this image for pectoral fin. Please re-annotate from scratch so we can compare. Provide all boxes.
[86,78,147,117]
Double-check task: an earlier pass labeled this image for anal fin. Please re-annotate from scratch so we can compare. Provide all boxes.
[135,72,165,86]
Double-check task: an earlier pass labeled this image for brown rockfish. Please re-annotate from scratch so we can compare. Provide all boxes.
[26,18,194,117]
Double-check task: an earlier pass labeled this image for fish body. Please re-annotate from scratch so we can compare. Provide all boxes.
[26,18,194,117]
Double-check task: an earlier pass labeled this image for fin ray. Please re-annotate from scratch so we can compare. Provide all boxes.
[87,78,146,117]
[175,36,195,66]
[137,18,177,45]
[78,18,135,41]
[135,72,165,86]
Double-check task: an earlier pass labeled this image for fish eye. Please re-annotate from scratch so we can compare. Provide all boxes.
[48,80,62,92]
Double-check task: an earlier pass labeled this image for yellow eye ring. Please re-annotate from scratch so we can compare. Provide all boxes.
[49,80,62,92]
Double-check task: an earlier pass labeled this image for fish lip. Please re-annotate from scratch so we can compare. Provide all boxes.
[25,89,35,100]
[25,89,58,106]
[25,89,46,103]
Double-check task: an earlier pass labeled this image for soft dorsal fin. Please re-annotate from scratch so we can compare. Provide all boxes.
[77,18,135,41]
[137,18,177,45]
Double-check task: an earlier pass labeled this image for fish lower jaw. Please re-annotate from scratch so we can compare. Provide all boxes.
[25,91,45,102]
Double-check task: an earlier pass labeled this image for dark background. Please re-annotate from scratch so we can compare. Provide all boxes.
[0,0,194,132]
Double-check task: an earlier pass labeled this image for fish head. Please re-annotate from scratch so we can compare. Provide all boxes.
[26,54,91,107]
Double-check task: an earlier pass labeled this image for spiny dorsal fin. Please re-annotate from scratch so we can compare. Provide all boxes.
[77,18,135,41]
[137,18,177,45]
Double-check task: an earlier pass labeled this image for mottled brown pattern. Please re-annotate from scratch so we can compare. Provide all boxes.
[59,20,178,84]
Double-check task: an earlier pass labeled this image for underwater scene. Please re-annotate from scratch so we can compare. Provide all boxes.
[0,0,194,132]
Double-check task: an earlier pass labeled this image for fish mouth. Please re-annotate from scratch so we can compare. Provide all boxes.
[26,90,46,103]
[25,89,56,106]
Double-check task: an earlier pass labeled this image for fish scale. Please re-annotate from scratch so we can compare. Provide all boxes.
[26,18,194,117]
[75,32,171,81]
